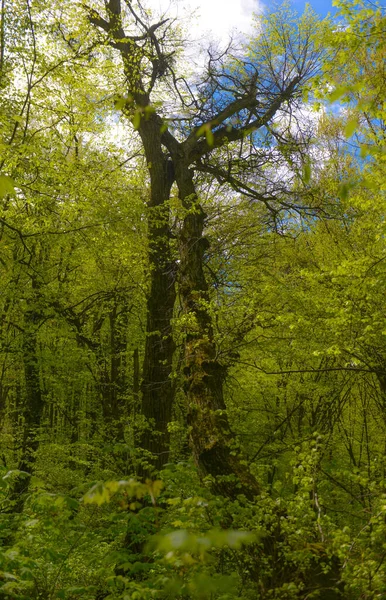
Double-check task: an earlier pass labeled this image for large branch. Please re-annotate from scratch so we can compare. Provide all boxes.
[85,2,172,100]
[85,6,110,33]
[197,159,318,217]
[105,0,124,34]
[185,82,258,147]
[185,76,301,162]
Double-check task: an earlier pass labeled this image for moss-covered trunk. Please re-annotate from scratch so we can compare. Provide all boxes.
[175,161,260,500]
[138,118,177,473]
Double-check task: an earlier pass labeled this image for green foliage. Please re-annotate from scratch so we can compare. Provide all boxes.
[1,0,386,598]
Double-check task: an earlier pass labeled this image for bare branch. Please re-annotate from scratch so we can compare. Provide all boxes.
[186,76,301,161]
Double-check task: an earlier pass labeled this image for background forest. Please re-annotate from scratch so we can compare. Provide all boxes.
[0,0,385,598]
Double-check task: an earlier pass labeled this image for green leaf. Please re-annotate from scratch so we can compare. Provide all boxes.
[0,175,15,198]
[344,118,358,138]
[132,110,142,130]
[338,182,349,200]
[83,482,111,505]
[3,469,29,480]
[360,144,369,158]
[205,128,214,146]
[66,587,88,595]
[64,495,80,510]
[196,123,214,146]
[328,86,347,102]
[362,177,377,190]
[114,96,127,111]
[225,530,256,548]
[83,479,147,505]
[303,159,311,184]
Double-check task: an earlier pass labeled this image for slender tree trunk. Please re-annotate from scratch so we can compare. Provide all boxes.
[109,301,129,440]
[375,373,386,428]
[133,348,140,404]
[0,0,5,80]
[174,161,260,500]
[99,301,129,439]
[9,294,44,513]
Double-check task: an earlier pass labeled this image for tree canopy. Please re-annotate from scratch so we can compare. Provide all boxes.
[0,0,386,598]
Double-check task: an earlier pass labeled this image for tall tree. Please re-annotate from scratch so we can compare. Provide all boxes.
[85,1,327,488]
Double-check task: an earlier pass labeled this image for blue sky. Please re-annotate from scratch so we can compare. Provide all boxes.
[147,0,339,46]
[291,0,337,18]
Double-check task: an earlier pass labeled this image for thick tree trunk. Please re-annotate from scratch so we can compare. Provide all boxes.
[175,161,260,500]
[86,2,178,473]
[138,119,177,473]
[174,164,343,597]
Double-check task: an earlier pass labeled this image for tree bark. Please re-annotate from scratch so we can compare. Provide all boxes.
[138,119,177,473]
[174,160,260,500]
[98,300,129,439]
[0,0,5,80]
[86,4,180,472]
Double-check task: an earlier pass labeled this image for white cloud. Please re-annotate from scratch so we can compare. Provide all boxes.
[146,0,263,45]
